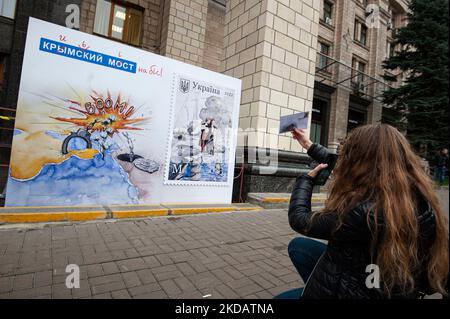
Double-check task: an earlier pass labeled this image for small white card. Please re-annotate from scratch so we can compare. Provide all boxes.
[279,112,309,133]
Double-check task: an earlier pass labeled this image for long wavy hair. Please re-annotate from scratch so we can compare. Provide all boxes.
[321,124,448,296]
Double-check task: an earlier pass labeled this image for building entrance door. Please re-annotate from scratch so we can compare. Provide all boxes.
[347,108,366,133]
[311,99,328,146]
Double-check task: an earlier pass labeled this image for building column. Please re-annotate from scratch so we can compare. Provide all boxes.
[328,87,349,151]
[367,1,385,125]
[326,0,354,151]
[159,0,209,66]
[79,0,95,33]
[223,0,320,153]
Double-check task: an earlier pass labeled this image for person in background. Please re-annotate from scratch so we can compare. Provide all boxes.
[434,148,449,187]
[275,124,448,299]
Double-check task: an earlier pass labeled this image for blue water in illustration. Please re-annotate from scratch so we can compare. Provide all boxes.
[200,163,228,182]
[45,130,65,140]
[169,162,228,182]
[6,133,138,206]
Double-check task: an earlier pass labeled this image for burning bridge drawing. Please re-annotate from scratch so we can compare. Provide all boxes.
[54,92,159,174]
[7,90,160,206]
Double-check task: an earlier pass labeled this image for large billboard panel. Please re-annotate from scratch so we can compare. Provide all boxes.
[5,18,241,206]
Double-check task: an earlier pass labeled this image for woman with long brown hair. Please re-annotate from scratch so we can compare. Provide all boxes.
[277,124,448,298]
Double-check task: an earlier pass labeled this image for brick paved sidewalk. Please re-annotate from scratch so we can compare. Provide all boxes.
[0,209,303,299]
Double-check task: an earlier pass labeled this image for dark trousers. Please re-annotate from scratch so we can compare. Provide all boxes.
[434,166,447,185]
[273,237,327,299]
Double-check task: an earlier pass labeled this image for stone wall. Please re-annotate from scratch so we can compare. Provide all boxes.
[159,0,209,66]
[202,1,226,72]
[223,0,320,153]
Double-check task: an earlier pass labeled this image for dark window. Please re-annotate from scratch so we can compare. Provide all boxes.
[0,53,12,161]
[357,60,366,83]
[360,24,367,45]
[94,0,143,46]
[347,108,366,133]
[0,54,5,88]
[352,57,366,84]
[323,1,333,24]
[390,9,401,29]
[354,20,368,46]
[317,42,330,71]
[320,42,330,55]
[310,99,328,145]
[389,42,395,57]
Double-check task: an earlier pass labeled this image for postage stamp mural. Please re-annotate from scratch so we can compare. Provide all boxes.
[5,18,241,207]
[165,76,235,185]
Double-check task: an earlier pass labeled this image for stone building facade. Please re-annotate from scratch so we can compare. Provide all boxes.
[0,0,408,201]
[312,0,409,151]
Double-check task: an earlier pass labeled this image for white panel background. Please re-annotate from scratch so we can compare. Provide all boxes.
[5,18,241,206]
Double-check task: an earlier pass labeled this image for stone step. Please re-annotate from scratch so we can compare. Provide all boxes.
[247,192,327,209]
[0,203,263,224]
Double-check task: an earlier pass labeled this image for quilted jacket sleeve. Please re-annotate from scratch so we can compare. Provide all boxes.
[307,143,336,165]
[288,174,338,240]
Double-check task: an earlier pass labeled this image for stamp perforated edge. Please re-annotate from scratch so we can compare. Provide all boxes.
[162,73,235,187]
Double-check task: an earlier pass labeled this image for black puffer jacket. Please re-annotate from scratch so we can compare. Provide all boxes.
[289,144,437,299]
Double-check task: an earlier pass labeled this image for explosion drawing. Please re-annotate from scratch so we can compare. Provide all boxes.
[51,92,145,136]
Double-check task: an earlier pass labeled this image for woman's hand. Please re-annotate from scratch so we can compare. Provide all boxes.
[291,128,313,150]
[308,163,328,178]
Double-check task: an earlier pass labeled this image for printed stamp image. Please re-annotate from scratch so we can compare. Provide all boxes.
[165,75,236,185]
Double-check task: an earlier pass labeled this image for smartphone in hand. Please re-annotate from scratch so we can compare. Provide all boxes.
[314,154,338,186]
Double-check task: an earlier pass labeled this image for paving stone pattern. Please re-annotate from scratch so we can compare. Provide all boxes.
[0,209,303,299]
